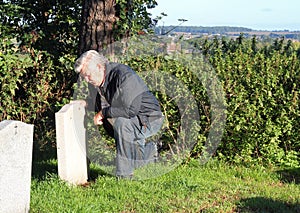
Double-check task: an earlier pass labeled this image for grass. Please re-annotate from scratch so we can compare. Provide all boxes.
[30,159,300,212]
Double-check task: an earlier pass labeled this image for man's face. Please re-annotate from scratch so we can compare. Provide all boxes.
[80,63,104,87]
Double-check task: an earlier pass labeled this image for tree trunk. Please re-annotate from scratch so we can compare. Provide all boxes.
[78,0,117,55]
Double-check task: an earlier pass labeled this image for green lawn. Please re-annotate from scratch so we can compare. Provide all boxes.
[30,159,300,212]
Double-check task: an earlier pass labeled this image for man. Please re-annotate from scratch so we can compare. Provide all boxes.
[74,50,164,179]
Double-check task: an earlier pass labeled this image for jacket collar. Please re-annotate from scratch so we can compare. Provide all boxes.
[101,62,118,90]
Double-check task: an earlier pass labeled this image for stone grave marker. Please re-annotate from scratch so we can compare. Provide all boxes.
[0,120,34,213]
[55,102,88,185]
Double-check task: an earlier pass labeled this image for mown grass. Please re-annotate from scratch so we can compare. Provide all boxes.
[30,159,300,212]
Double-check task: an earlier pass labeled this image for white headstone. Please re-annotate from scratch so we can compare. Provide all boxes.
[0,120,34,213]
[55,102,88,185]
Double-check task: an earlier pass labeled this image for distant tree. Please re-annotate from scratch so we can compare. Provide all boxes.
[251,35,258,54]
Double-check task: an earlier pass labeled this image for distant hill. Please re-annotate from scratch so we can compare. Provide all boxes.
[154,26,300,40]
[155,26,253,35]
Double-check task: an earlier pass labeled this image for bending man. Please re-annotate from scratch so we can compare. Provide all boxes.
[74,50,164,179]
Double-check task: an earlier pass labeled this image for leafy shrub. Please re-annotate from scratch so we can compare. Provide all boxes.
[201,36,300,167]
[0,38,76,160]
[1,34,299,167]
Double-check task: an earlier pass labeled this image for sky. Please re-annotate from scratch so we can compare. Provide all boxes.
[149,0,300,31]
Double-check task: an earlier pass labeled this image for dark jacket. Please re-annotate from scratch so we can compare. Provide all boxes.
[100,62,162,127]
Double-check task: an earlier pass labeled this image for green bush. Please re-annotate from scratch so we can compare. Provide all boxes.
[202,36,300,167]
[118,36,300,167]
[0,38,76,160]
[1,35,299,167]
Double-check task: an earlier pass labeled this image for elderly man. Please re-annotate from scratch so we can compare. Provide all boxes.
[74,50,164,179]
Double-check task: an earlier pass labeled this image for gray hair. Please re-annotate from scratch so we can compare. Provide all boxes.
[74,50,109,74]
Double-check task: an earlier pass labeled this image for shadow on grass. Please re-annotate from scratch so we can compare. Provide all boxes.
[276,168,300,184]
[238,197,300,213]
[31,160,58,180]
[32,158,113,181]
[31,144,58,180]
[88,165,114,181]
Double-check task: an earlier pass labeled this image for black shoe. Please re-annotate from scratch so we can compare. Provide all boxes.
[156,141,163,153]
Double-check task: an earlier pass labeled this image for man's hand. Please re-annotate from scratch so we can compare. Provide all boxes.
[94,111,104,125]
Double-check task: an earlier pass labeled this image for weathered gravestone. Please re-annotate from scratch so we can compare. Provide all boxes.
[55,102,89,185]
[0,120,34,213]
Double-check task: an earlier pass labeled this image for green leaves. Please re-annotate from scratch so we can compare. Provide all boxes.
[114,0,157,38]
[203,36,300,166]
[2,0,81,57]
[0,38,77,159]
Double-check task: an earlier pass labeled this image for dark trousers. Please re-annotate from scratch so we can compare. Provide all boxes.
[112,116,164,177]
